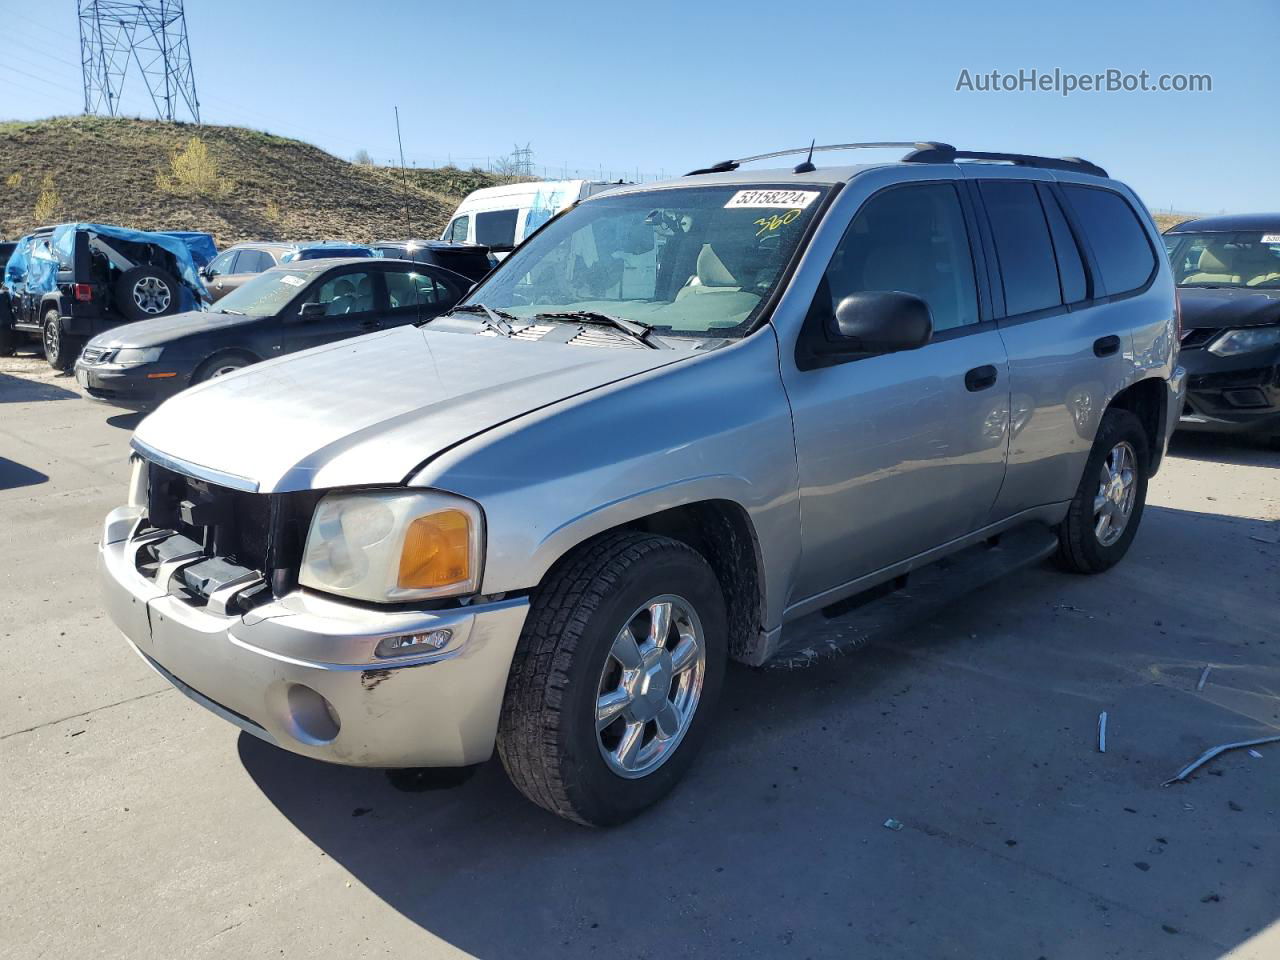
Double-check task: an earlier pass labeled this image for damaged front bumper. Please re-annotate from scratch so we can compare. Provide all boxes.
[99,505,529,767]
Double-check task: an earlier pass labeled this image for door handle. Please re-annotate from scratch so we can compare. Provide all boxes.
[1093,335,1121,357]
[964,364,998,392]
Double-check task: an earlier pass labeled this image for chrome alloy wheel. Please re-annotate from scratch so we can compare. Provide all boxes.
[595,595,706,779]
[1093,440,1137,547]
[133,276,171,315]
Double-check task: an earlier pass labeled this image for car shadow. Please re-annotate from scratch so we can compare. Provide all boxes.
[0,457,49,491]
[239,504,1280,959]
[0,371,78,403]
[105,411,146,431]
[1168,431,1279,468]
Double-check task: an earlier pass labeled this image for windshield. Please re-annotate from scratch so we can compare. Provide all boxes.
[1164,231,1280,288]
[468,184,830,337]
[212,269,311,315]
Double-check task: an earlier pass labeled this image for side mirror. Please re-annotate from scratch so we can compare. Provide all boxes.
[298,301,327,319]
[200,266,213,279]
[827,291,933,355]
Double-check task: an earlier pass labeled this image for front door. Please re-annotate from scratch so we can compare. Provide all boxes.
[781,181,1011,605]
[282,267,382,354]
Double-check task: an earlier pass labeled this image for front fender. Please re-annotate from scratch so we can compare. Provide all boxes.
[412,330,802,634]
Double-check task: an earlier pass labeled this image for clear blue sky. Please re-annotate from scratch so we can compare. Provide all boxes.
[1,0,1275,214]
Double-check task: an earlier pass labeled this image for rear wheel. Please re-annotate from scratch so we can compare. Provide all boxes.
[42,308,83,371]
[497,532,727,826]
[1056,408,1149,573]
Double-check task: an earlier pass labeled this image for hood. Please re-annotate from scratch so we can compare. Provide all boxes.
[132,324,688,492]
[91,309,258,348]
[1178,287,1280,330]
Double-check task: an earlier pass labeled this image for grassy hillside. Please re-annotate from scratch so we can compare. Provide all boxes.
[0,116,518,246]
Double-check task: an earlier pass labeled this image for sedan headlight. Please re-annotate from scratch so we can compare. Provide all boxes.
[1208,326,1280,357]
[114,346,164,366]
[299,490,484,603]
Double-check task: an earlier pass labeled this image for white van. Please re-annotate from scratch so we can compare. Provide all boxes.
[440,179,623,259]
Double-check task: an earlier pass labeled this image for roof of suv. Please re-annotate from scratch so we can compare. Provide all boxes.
[602,142,1113,197]
[1164,213,1280,233]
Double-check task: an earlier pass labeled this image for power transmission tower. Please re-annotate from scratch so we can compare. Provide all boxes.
[511,142,534,176]
[78,0,200,123]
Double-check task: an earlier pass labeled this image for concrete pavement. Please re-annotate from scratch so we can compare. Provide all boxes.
[2,352,1277,960]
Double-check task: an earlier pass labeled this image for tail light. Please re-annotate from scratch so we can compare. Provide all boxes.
[73,283,94,302]
[1173,289,1183,343]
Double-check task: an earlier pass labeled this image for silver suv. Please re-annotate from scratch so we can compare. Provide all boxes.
[99,142,1186,826]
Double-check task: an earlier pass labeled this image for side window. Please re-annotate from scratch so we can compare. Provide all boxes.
[238,250,274,273]
[1061,185,1157,295]
[979,181,1062,316]
[1038,186,1088,304]
[818,182,979,333]
[207,250,238,276]
[385,270,455,311]
[475,209,519,250]
[446,216,470,244]
[303,271,376,316]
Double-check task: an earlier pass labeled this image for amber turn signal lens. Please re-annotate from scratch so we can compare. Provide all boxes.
[397,510,471,589]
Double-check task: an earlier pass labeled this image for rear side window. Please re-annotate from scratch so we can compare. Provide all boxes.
[238,250,275,273]
[1039,187,1088,304]
[475,209,518,250]
[979,181,1061,316]
[1061,185,1156,295]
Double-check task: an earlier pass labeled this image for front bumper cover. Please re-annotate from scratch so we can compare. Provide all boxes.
[99,505,529,767]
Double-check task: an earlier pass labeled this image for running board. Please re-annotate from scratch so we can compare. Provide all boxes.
[769,524,1060,669]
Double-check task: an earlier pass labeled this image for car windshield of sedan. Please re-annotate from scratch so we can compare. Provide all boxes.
[468,184,830,337]
[1164,231,1280,288]
[210,269,312,315]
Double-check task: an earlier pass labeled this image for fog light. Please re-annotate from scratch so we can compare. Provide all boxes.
[375,628,453,659]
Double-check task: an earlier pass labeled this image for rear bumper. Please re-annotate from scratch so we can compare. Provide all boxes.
[99,505,529,767]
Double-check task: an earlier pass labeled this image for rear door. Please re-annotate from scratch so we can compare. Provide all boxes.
[204,249,240,301]
[975,175,1151,518]
[281,267,382,354]
[781,180,1011,602]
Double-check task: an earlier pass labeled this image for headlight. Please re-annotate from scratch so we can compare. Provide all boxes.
[298,490,484,603]
[1208,326,1280,357]
[114,346,164,366]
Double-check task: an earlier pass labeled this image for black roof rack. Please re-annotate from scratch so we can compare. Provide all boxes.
[902,144,1108,178]
[685,141,1108,179]
[685,142,950,176]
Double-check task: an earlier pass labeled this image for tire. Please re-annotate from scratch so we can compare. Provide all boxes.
[1056,407,1149,574]
[497,532,728,826]
[42,308,83,371]
[193,351,253,383]
[0,294,15,357]
[113,266,179,322]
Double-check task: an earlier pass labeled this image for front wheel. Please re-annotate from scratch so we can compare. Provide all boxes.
[497,532,727,826]
[1056,407,1150,574]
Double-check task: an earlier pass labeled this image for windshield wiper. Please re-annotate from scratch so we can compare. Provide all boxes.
[216,308,246,315]
[431,302,518,336]
[534,310,661,349]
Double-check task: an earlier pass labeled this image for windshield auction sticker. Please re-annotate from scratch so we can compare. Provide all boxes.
[1262,234,1280,244]
[279,275,306,287]
[724,189,820,209]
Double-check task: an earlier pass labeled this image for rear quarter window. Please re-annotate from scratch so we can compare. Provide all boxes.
[1061,185,1157,295]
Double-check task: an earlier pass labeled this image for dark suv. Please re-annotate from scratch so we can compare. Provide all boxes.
[1,223,208,369]
[1163,214,1280,440]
